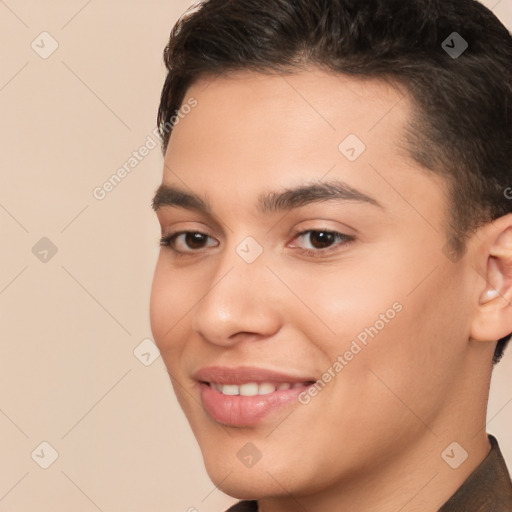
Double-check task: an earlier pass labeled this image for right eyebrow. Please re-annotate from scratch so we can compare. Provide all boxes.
[152,185,211,214]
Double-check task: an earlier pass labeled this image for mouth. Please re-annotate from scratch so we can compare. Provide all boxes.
[194,366,317,426]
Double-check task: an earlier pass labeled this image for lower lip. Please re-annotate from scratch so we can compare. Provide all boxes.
[199,382,310,426]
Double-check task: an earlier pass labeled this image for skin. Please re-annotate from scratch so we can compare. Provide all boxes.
[150,68,512,512]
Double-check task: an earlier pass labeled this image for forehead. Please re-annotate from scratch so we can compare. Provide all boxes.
[172,68,410,148]
[162,68,445,220]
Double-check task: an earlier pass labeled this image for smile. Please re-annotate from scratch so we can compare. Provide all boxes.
[193,366,317,426]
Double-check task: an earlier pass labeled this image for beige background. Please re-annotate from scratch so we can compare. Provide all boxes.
[0,1,511,511]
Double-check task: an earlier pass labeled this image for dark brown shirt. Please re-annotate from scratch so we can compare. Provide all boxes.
[226,435,512,512]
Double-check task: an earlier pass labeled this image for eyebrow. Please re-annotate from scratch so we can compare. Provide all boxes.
[151,180,382,215]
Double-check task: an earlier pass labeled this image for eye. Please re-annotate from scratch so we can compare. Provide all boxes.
[160,231,218,254]
[289,229,354,257]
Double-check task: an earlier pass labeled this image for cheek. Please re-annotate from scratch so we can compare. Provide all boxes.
[276,258,405,356]
[279,254,468,409]
[149,260,203,416]
[149,258,195,356]
[349,268,469,421]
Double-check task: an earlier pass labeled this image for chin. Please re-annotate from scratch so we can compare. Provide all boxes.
[197,441,283,499]
[203,465,279,502]
[199,441,321,502]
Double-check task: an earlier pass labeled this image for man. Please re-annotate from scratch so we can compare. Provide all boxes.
[150,0,512,510]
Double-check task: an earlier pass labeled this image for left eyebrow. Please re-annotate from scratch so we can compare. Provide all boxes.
[257,180,382,213]
[151,179,382,214]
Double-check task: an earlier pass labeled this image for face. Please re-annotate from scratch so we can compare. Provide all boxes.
[150,69,480,499]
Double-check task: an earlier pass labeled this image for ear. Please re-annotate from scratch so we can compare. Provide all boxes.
[470,214,512,342]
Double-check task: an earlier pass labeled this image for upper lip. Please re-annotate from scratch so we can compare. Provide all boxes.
[193,366,317,385]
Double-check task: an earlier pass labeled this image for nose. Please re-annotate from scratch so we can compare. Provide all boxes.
[191,252,282,347]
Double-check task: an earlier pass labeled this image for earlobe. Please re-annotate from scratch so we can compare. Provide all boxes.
[470,217,512,342]
[478,254,507,305]
[479,288,500,305]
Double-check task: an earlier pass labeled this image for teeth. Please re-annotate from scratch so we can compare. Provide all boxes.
[221,384,239,396]
[210,382,305,396]
[239,383,259,396]
[258,383,276,395]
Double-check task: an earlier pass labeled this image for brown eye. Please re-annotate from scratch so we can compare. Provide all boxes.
[159,231,219,253]
[184,232,209,249]
[289,229,355,257]
[308,231,336,249]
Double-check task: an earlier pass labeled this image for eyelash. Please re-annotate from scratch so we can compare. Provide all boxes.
[159,229,355,258]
